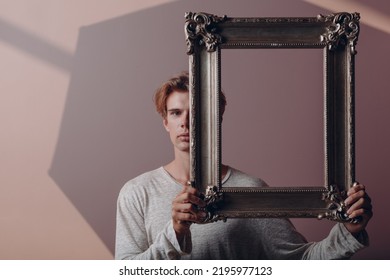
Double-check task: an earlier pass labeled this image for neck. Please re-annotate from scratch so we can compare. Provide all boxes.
[164,150,191,184]
[164,150,230,185]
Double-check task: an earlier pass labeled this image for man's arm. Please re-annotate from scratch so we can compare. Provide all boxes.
[171,185,207,252]
[248,183,372,260]
[115,185,186,260]
[299,183,372,259]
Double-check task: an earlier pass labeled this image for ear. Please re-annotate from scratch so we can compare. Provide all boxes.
[163,118,169,132]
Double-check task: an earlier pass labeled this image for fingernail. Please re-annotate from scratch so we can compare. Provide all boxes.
[353,181,361,188]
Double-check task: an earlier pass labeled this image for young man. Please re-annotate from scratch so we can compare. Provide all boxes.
[115,72,372,259]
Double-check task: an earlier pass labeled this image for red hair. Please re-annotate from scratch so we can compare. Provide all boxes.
[154,72,226,118]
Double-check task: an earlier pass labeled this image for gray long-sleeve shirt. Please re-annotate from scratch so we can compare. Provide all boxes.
[115,167,367,259]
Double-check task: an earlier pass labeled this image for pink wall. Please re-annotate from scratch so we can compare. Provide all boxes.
[1,0,389,259]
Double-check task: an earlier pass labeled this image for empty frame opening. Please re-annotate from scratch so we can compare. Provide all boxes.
[221,48,324,187]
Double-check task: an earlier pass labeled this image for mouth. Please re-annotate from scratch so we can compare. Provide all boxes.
[178,133,190,141]
[178,133,189,137]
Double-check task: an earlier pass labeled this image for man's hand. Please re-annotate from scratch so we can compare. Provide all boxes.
[172,185,207,240]
[343,182,373,236]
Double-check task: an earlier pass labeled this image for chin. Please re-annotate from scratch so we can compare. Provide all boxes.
[176,144,190,153]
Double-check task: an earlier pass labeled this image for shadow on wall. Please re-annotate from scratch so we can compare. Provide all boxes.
[0,18,72,72]
[48,0,322,255]
[48,0,390,259]
[48,1,188,254]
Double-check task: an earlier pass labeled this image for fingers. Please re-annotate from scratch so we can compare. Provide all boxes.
[175,186,206,208]
[172,198,206,222]
[345,183,369,207]
[343,182,373,234]
[172,209,207,225]
[344,182,373,220]
[172,186,207,229]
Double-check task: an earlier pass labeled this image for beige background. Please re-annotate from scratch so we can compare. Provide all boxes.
[1,0,389,259]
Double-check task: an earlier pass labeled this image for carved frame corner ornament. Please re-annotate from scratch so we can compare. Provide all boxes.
[185,12,227,55]
[186,12,360,224]
[201,186,226,223]
[318,12,360,54]
[320,185,360,223]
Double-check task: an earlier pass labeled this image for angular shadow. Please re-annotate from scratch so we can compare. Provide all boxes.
[49,0,365,256]
[49,1,190,254]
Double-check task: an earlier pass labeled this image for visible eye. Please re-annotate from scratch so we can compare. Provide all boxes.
[169,110,181,117]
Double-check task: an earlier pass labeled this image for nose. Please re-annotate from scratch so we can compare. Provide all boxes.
[181,111,189,128]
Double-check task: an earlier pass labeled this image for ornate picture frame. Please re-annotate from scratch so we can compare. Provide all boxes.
[185,12,360,223]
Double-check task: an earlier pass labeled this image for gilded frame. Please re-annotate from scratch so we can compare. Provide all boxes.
[185,12,360,223]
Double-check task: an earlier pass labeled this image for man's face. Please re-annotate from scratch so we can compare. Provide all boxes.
[163,91,190,153]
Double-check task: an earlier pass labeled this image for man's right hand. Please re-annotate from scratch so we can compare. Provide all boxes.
[172,185,207,240]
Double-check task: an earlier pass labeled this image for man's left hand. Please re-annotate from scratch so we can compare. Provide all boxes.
[343,182,373,236]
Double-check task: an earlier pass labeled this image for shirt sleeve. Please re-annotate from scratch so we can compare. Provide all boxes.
[115,184,191,260]
[301,223,368,259]
[259,219,368,259]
